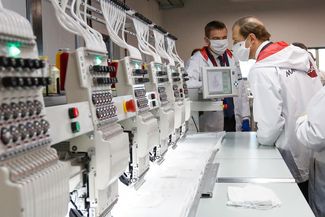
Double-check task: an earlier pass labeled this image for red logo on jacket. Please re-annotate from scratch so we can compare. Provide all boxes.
[307,61,318,78]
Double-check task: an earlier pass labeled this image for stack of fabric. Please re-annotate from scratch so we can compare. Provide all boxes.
[227,185,282,210]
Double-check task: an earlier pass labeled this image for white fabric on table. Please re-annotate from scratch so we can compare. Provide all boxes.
[227,184,281,210]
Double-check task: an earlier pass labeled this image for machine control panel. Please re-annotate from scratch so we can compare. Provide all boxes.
[116,57,159,112]
[0,6,69,217]
[0,55,51,158]
[65,49,119,127]
[180,67,190,98]
[148,62,171,106]
[169,65,183,101]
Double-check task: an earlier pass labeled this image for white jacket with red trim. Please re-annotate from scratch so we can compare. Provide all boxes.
[185,47,251,131]
[296,86,325,217]
[248,41,323,183]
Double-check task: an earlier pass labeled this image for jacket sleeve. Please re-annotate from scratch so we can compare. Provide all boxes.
[248,67,285,146]
[236,66,251,119]
[296,87,325,152]
[185,54,203,89]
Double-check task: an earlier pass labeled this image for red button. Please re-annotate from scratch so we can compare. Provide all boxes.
[124,99,136,113]
[68,107,79,119]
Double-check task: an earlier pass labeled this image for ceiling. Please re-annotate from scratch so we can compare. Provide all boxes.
[156,0,185,9]
[157,0,325,10]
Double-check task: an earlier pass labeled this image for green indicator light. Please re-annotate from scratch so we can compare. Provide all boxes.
[135,63,140,69]
[71,122,81,133]
[94,56,102,65]
[76,122,80,132]
[7,42,21,57]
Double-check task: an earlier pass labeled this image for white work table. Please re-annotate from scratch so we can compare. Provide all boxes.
[195,132,315,217]
[216,132,294,183]
[196,183,315,217]
[216,158,294,183]
[217,132,282,159]
[112,132,225,217]
[111,132,314,217]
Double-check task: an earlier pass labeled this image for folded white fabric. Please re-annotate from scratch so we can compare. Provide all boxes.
[227,184,282,210]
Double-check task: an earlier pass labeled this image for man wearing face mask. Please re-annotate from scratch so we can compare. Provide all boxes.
[232,16,322,199]
[186,20,251,132]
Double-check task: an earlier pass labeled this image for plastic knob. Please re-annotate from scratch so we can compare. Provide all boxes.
[18,124,27,140]
[10,126,19,143]
[38,60,46,69]
[2,77,18,88]
[31,77,39,86]
[24,58,34,69]
[7,57,16,68]
[0,56,9,67]
[1,127,12,145]
[23,77,33,87]
[15,58,25,68]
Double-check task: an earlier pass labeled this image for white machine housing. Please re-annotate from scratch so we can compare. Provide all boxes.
[178,66,191,129]
[148,61,175,157]
[167,65,185,139]
[64,47,130,216]
[0,5,69,217]
[115,56,160,182]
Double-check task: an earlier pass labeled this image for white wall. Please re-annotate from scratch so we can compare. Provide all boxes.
[161,0,325,60]
[126,0,163,26]
[2,0,26,17]
[42,0,76,65]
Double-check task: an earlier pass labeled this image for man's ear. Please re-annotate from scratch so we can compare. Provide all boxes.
[204,37,210,45]
[250,33,258,45]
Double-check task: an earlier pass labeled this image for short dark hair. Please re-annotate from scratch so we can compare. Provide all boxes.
[292,42,308,51]
[233,16,271,41]
[205,21,227,38]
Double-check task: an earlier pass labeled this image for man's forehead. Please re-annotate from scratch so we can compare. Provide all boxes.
[209,28,227,36]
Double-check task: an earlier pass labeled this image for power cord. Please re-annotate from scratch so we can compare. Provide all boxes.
[191,116,199,132]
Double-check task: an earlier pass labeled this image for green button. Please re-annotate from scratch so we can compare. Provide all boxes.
[71,121,80,133]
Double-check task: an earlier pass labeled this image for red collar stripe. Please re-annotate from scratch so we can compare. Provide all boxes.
[257,41,289,62]
[226,49,233,58]
[199,47,233,64]
[200,46,209,62]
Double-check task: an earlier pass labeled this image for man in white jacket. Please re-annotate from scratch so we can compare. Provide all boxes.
[186,20,251,132]
[232,16,322,199]
[296,87,325,217]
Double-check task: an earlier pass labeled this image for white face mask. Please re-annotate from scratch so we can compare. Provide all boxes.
[210,39,228,55]
[233,39,250,62]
